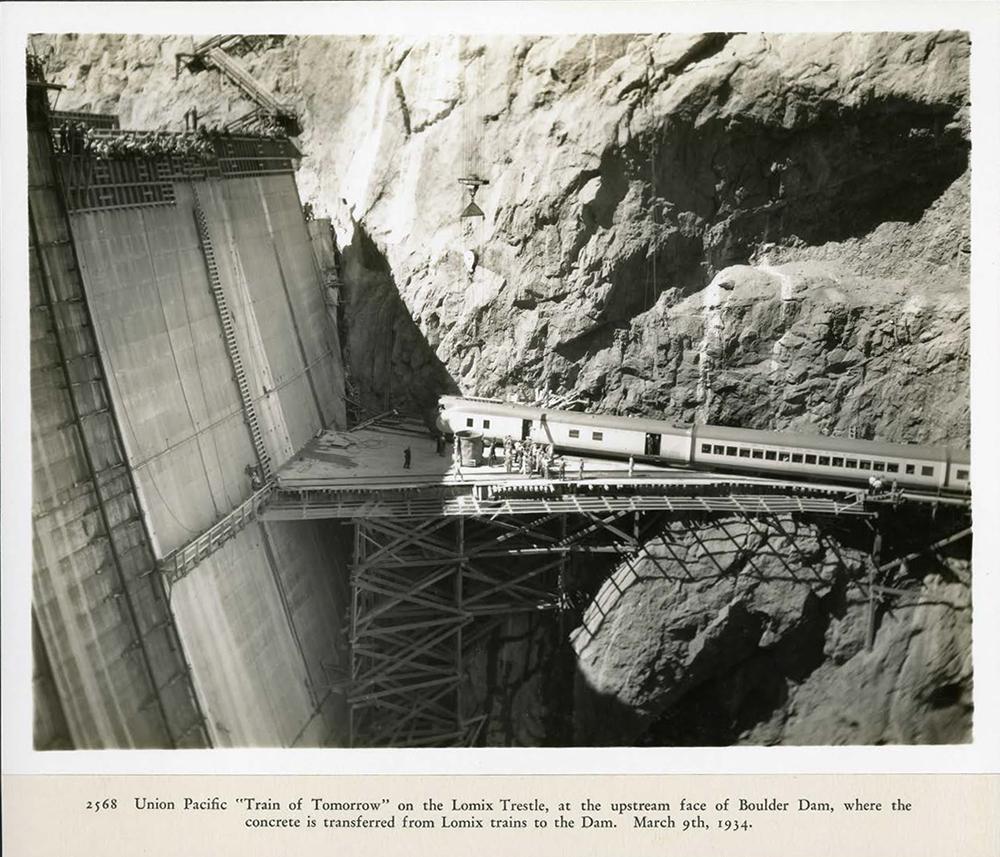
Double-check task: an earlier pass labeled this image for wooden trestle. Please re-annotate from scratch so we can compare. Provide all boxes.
[341,488,975,748]
[347,504,866,747]
[348,509,658,746]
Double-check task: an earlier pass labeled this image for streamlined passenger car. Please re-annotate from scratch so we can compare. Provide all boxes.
[436,396,971,493]
[691,424,969,491]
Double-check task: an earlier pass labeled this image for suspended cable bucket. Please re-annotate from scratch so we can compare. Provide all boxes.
[460,199,485,219]
[458,176,487,219]
[458,37,489,220]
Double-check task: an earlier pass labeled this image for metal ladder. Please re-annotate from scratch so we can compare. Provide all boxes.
[192,191,272,477]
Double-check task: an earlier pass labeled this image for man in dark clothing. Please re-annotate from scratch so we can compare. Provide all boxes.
[403,447,412,469]
[436,434,446,456]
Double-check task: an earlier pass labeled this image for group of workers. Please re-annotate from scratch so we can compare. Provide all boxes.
[498,436,566,480]
[429,433,575,480]
[52,119,287,162]
[867,476,902,500]
[54,121,219,161]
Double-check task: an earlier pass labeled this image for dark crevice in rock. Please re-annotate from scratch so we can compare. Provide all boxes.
[663,32,736,75]
[393,77,411,136]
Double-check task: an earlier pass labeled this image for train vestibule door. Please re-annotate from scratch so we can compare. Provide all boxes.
[521,419,532,440]
[644,433,662,456]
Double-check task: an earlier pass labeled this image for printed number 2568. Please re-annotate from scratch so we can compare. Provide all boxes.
[86,799,117,812]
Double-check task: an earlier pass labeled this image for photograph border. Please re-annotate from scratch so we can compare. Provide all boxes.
[2,0,999,778]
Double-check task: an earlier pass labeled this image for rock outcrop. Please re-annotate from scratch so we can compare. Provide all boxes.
[573,514,972,746]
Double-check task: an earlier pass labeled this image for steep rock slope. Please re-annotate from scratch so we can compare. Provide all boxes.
[38,31,970,440]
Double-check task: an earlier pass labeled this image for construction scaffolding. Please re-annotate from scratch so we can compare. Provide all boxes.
[347,509,661,746]
[346,500,889,747]
[177,35,301,136]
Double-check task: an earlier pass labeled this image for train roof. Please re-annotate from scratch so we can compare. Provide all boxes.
[695,423,970,464]
[440,396,691,437]
[441,396,970,464]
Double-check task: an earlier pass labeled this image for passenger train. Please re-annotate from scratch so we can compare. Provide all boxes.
[436,395,971,493]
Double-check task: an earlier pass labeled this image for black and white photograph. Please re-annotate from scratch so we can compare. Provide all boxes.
[20,23,978,753]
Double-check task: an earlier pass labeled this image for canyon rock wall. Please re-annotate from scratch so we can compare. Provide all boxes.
[38,31,970,441]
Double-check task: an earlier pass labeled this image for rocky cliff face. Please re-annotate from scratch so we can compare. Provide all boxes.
[38,31,970,440]
[572,511,971,746]
[37,31,972,745]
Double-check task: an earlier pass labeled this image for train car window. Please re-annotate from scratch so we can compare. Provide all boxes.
[752,450,764,459]
[805,454,817,464]
[873,462,885,472]
[701,444,712,453]
[714,445,724,455]
[905,464,915,475]
[483,419,491,429]
[818,456,830,466]
[569,429,580,439]
[845,459,858,469]
[466,418,474,427]
[921,465,934,477]
[957,468,969,480]
[886,463,898,473]
[778,451,790,462]
[791,453,803,463]
[765,450,777,461]
[726,446,738,456]
[860,460,871,469]
[592,431,603,441]
[739,448,751,458]
[832,457,844,467]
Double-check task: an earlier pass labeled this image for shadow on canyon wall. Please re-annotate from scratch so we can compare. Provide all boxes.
[338,216,461,422]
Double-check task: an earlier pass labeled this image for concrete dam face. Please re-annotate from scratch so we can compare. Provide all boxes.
[30,81,348,748]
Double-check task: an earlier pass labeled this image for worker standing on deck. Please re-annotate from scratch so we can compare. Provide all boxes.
[559,459,567,480]
[628,455,635,477]
[436,433,446,456]
[578,459,585,480]
[488,442,496,466]
[403,446,411,469]
[454,435,461,459]
[505,448,513,473]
